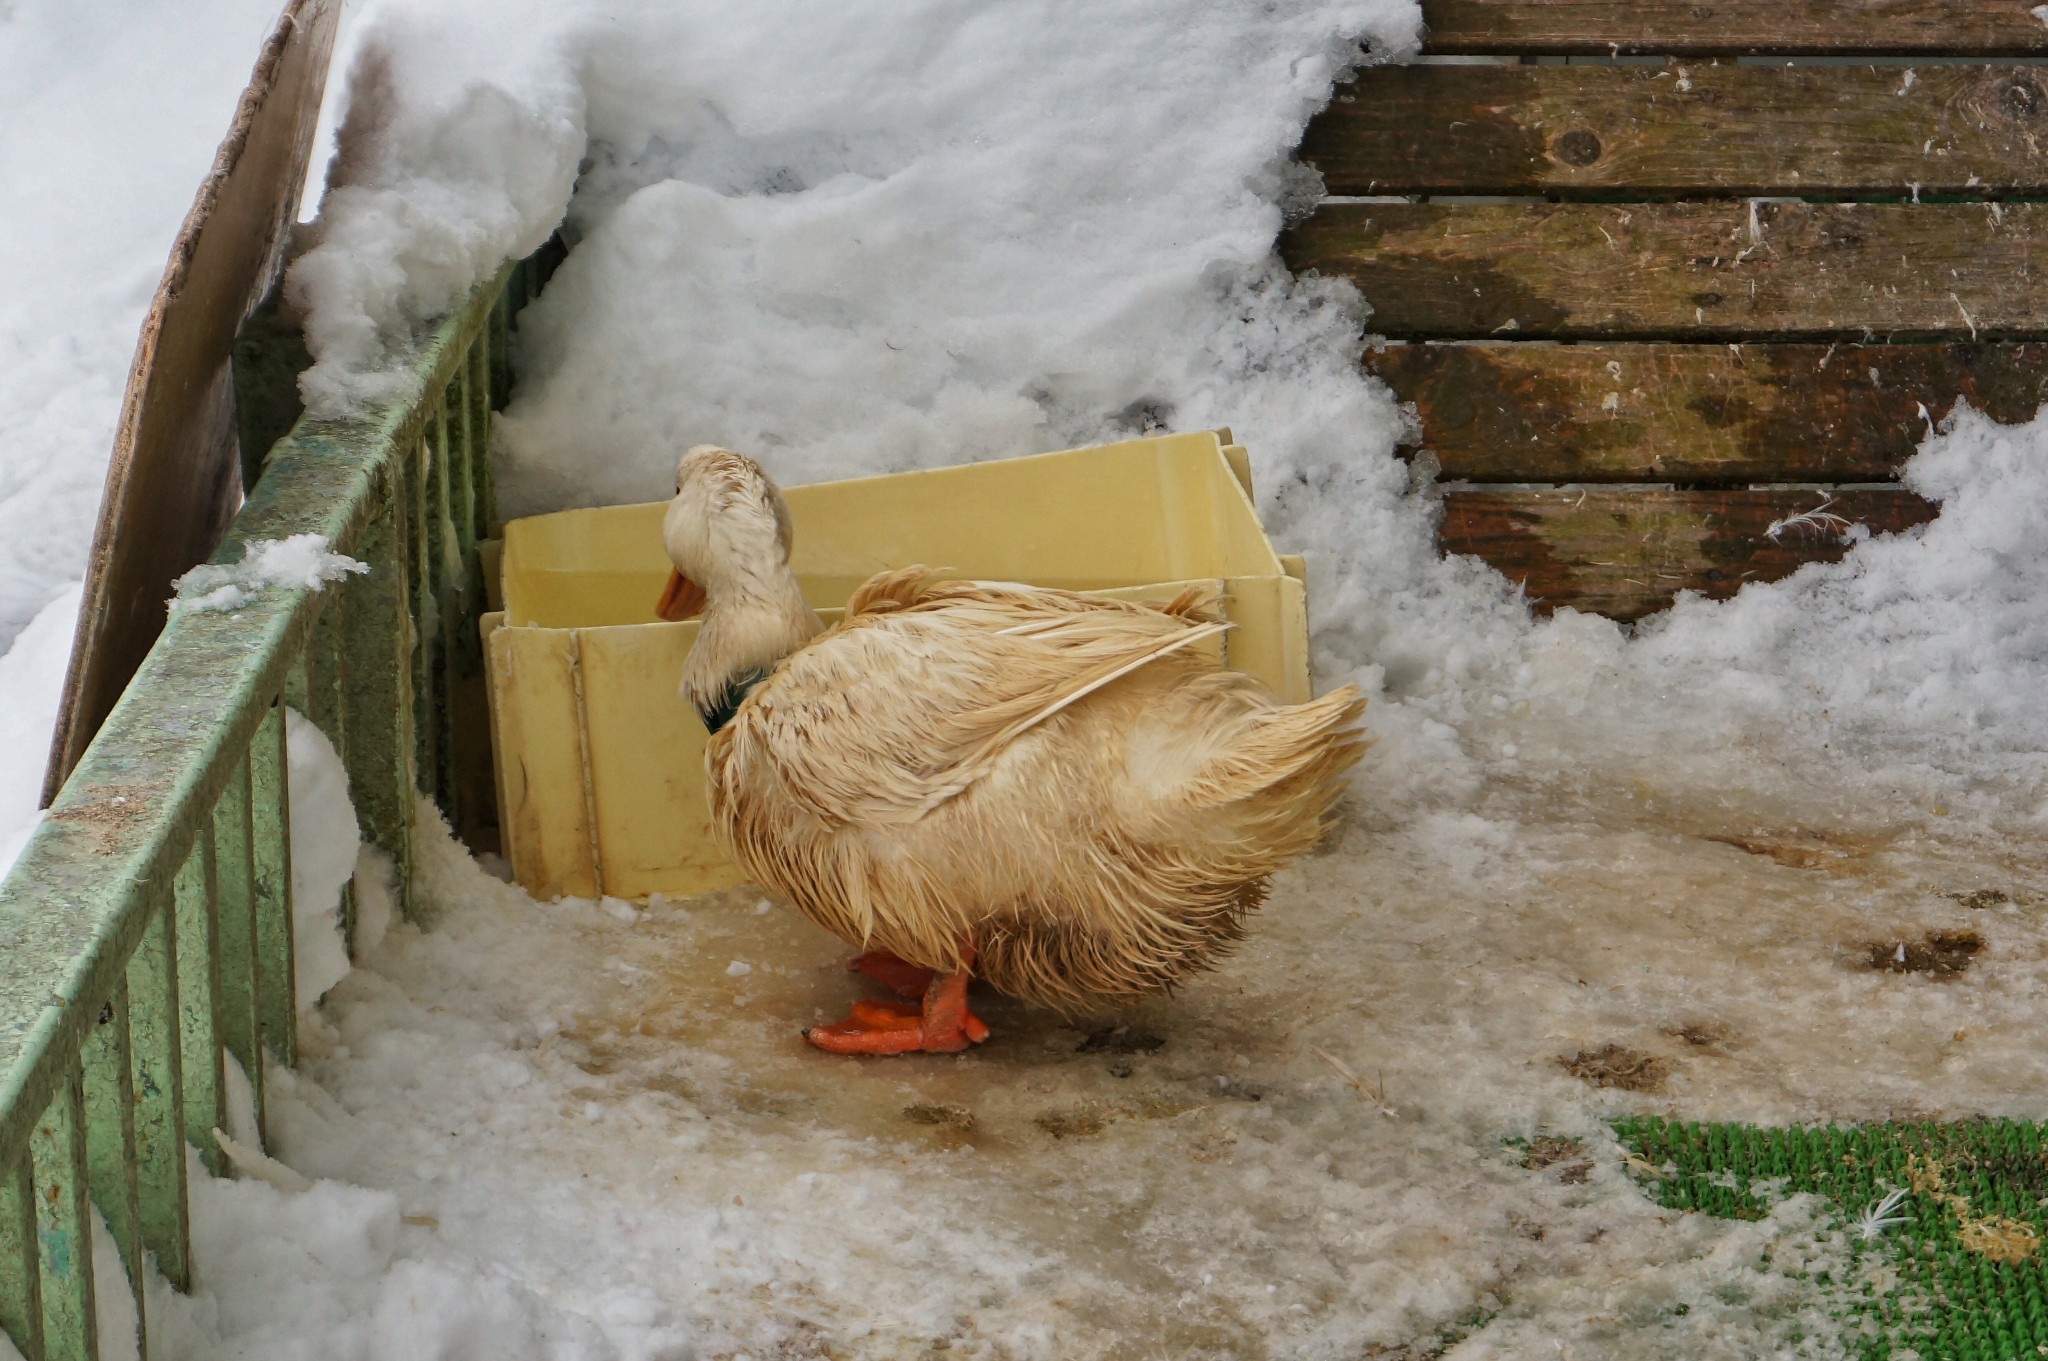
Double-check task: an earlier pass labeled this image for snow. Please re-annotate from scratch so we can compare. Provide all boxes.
[285,708,360,1010]
[0,583,81,877]
[169,535,368,615]
[0,0,284,649]
[90,1206,140,1361]
[11,0,2048,1355]
[286,1,584,416]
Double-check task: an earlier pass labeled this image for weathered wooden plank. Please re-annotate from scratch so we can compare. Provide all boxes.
[1418,0,2048,55]
[1440,486,1938,619]
[1371,342,2048,482]
[1305,64,2048,197]
[1284,201,2048,340]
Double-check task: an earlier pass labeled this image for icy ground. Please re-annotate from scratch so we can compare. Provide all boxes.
[15,0,2048,1355]
[184,800,1927,1361]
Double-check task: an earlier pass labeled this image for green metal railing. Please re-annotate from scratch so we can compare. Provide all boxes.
[0,248,552,1361]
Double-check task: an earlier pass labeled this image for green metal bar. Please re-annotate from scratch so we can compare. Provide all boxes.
[124,893,186,1292]
[249,701,295,1077]
[488,285,511,411]
[409,430,438,804]
[283,643,357,953]
[212,755,263,1132]
[172,836,223,1179]
[340,489,413,918]
[430,402,456,813]
[78,976,143,1341]
[0,1155,41,1361]
[468,328,493,539]
[281,648,309,721]
[307,596,347,760]
[471,331,494,536]
[30,1069,95,1361]
[448,329,496,845]
[323,597,358,955]
[447,365,477,562]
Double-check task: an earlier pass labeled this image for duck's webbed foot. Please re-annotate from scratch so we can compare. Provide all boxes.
[807,944,989,1055]
[848,949,933,1000]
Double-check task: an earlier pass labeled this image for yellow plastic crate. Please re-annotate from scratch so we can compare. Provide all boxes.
[482,429,1313,901]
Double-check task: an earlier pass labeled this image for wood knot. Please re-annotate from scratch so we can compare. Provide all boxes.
[2003,79,2044,120]
[1552,129,1603,167]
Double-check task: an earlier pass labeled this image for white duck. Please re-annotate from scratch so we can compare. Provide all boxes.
[658,445,1366,1055]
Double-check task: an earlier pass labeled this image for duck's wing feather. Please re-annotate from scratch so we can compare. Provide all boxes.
[721,570,1228,827]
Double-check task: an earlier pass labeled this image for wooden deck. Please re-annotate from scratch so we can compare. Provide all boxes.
[1283,0,2048,620]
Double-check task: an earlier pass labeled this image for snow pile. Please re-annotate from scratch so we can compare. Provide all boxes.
[1290,399,2048,845]
[146,1121,609,1361]
[169,535,367,614]
[352,842,400,961]
[0,584,80,877]
[285,708,360,1009]
[0,0,283,650]
[489,1,1416,520]
[90,1207,140,1361]
[287,2,585,415]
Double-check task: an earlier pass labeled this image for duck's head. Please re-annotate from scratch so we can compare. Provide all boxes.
[657,445,798,621]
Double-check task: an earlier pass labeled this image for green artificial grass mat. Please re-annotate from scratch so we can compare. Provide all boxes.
[1616,1116,2048,1360]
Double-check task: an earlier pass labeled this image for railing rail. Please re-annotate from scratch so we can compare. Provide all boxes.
[0,247,550,1361]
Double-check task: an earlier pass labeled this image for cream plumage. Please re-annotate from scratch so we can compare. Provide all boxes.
[657,444,1366,1054]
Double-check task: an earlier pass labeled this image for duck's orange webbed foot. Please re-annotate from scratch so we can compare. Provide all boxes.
[807,944,989,1055]
[848,950,933,1000]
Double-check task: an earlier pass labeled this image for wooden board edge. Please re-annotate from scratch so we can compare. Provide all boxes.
[43,0,343,807]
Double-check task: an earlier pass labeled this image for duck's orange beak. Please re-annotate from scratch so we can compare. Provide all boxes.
[656,569,707,622]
